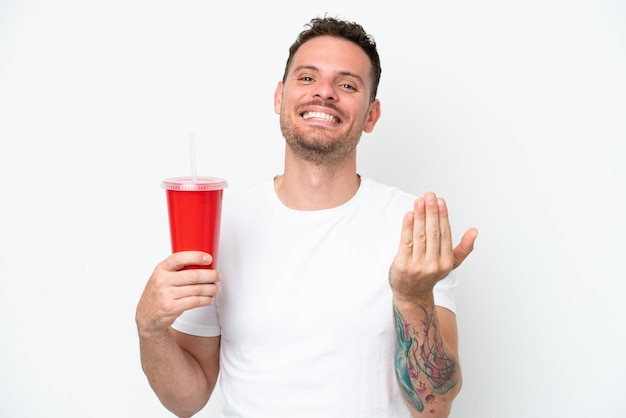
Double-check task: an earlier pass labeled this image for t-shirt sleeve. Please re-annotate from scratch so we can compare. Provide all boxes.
[433,271,457,314]
[171,298,221,337]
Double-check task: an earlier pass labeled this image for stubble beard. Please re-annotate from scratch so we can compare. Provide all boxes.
[279,109,364,167]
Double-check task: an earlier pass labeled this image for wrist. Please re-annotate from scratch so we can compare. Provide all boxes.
[392,292,435,311]
[137,324,174,343]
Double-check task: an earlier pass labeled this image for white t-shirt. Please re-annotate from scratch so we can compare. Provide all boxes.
[172,177,457,418]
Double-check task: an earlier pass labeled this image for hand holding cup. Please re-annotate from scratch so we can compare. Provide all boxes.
[136,251,220,338]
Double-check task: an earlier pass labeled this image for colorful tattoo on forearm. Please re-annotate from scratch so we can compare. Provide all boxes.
[393,305,458,413]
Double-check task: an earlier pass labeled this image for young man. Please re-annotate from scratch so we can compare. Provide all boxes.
[136,17,477,418]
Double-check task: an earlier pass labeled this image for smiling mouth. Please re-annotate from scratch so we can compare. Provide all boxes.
[301,111,340,124]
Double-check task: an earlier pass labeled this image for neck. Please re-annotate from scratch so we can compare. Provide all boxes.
[275,148,361,211]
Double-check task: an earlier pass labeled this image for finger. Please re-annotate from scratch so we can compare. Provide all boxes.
[159,270,220,313]
[157,293,216,322]
[410,197,427,260]
[437,197,453,261]
[171,281,221,301]
[423,192,441,261]
[161,251,213,272]
[175,294,217,313]
[453,228,479,269]
[397,211,415,260]
[171,268,221,287]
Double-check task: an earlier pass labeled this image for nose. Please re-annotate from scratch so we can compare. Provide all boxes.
[312,79,336,101]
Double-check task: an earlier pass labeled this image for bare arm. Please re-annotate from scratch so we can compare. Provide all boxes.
[390,193,477,417]
[392,301,460,417]
[136,251,221,418]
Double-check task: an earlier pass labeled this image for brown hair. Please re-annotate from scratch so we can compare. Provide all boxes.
[282,17,382,102]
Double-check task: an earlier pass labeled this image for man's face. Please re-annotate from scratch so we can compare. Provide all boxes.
[274,35,381,166]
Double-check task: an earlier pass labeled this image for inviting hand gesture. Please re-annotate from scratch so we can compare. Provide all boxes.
[389,192,477,303]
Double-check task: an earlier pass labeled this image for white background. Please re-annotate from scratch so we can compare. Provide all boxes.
[1,0,625,417]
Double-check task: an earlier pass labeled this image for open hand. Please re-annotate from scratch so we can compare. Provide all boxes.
[389,192,477,303]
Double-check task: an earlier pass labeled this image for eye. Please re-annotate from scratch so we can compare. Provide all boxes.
[298,76,315,83]
[340,83,356,91]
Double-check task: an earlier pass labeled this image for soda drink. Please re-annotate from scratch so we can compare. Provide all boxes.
[161,176,228,269]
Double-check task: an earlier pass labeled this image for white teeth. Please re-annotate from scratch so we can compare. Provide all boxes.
[302,111,338,123]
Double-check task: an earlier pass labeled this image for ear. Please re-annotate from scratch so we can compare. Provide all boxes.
[274,81,284,115]
[363,99,381,133]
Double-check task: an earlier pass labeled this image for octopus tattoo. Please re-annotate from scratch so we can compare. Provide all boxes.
[393,305,458,413]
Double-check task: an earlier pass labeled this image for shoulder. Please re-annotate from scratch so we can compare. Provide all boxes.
[222,179,274,210]
[359,177,417,211]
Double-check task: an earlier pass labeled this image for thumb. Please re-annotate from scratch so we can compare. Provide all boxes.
[453,228,478,269]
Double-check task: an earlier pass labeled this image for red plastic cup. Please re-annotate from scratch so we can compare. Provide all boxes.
[161,176,228,269]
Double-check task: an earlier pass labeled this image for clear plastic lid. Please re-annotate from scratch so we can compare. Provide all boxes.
[161,176,228,191]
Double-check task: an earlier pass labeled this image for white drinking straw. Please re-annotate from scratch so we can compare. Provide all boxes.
[189,131,197,184]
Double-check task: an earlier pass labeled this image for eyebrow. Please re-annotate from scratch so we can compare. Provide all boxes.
[292,65,366,86]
